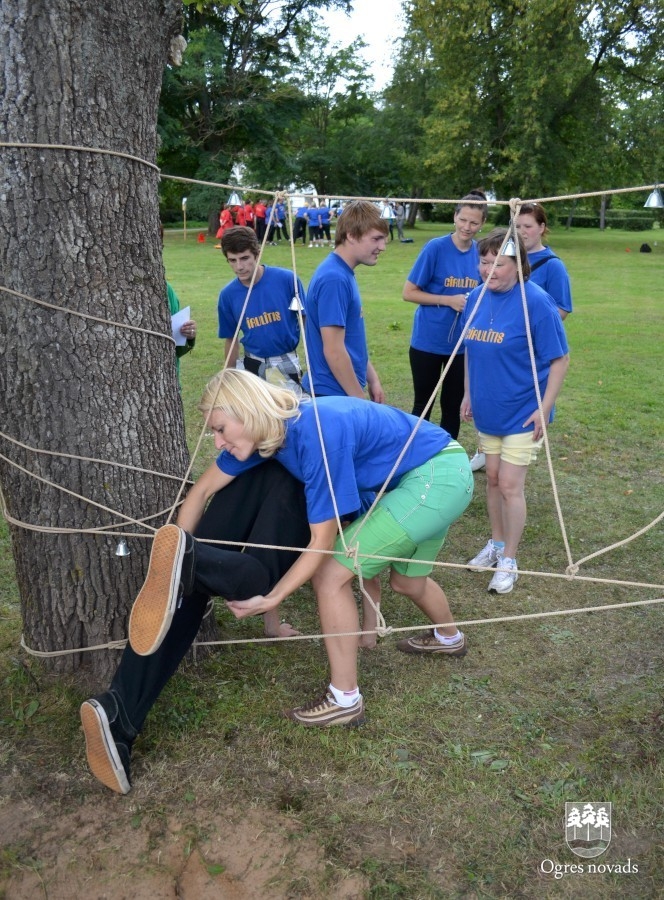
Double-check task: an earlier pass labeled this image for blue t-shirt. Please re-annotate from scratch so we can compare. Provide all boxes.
[461,281,568,436]
[318,206,331,225]
[527,248,573,314]
[217,266,304,358]
[408,235,481,355]
[301,252,368,396]
[216,397,451,523]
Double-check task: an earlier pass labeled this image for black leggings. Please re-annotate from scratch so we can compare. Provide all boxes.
[109,461,309,738]
[409,346,465,439]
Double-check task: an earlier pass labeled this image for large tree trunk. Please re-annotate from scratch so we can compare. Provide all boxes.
[0,0,189,681]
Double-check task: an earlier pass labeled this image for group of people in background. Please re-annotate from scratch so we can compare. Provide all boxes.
[216,196,344,249]
[81,196,571,795]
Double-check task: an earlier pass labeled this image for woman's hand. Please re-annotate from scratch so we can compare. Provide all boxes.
[226,594,279,619]
[460,394,473,422]
[523,407,550,441]
[447,293,468,313]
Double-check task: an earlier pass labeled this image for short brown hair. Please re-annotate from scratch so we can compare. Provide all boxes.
[478,228,531,279]
[335,200,388,246]
[221,226,260,258]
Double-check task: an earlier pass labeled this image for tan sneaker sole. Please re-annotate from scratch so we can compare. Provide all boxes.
[80,700,130,794]
[128,524,185,656]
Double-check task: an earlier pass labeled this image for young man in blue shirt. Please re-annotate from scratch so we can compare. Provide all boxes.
[218,227,305,385]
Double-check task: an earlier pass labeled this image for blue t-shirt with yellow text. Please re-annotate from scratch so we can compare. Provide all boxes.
[217,265,304,358]
[216,397,450,524]
[461,281,568,435]
[409,234,481,355]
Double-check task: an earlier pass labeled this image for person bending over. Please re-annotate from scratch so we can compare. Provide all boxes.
[126,369,474,731]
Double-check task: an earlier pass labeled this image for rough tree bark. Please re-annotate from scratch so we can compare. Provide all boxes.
[0,0,193,681]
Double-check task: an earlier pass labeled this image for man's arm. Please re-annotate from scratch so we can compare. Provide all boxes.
[366,361,385,404]
[320,326,365,398]
[224,337,239,369]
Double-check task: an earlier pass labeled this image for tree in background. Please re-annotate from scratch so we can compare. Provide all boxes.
[388,0,663,204]
[381,24,438,224]
[158,0,352,220]
[244,22,405,197]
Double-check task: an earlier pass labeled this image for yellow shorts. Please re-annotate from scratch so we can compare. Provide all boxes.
[478,431,544,466]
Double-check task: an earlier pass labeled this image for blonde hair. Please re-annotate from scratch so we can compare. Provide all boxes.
[199,369,301,457]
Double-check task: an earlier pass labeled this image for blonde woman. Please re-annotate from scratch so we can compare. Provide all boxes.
[128,369,474,728]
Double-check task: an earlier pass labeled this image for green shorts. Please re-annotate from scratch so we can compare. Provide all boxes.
[334,443,473,579]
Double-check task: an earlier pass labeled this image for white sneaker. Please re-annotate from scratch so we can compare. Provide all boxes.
[470,451,486,472]
[467,540,502,571]
[488,557,518,594]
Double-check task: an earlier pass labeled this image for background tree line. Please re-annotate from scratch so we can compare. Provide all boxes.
[159,0,663,221]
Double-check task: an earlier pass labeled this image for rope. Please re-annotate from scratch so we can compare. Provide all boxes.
[0,284,174,344]
[2,138,659,206]
[1,134,661,656]
[19,595,664,657]
[0,141,160,172]
[507,200,575,570]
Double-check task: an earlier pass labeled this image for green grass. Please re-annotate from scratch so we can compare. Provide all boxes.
[1,220,663,898]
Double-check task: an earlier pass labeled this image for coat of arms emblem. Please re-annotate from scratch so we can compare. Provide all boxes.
[565,802,612,858]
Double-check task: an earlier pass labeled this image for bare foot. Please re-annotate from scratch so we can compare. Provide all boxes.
[265,621,301,638]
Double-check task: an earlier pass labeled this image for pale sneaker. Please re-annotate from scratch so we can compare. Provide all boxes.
[488,557,518,594]
[467,540,502,571]
[470,451,486,472]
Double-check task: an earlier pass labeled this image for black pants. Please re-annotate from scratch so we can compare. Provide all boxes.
[409,346,465,439]
[109,461,309,739]
[293,217,307,244]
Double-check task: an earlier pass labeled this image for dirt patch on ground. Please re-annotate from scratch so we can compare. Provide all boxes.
[0,791,368,899]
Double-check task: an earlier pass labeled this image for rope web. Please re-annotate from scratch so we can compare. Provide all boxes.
[0,141,662,659]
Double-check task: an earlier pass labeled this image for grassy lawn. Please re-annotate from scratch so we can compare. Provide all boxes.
[1,219,663,897]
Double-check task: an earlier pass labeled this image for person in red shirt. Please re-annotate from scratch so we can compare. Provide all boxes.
[244,201,255,230]
[215,204,234,247]
[234,205,246,227]
[254,200,267,242]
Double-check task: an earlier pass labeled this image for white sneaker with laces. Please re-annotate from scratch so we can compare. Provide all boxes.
[467,540,502,571]
[470,451,486,472]
[488,557,518,594]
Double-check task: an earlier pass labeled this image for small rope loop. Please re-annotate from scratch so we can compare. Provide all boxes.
[566,563,580,578]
